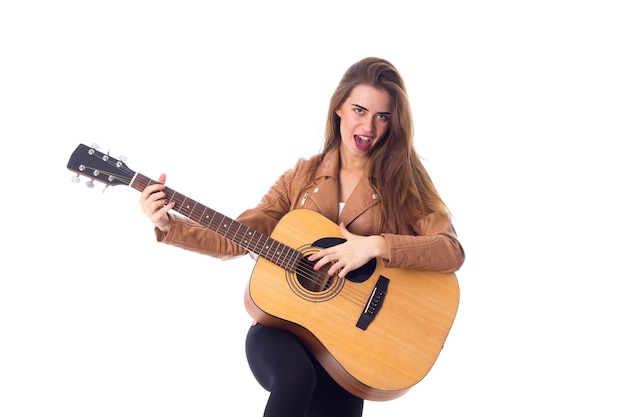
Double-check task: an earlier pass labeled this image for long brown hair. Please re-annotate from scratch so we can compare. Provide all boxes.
[323,57,448,229]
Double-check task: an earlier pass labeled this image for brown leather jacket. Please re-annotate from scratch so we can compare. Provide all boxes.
[156,147,465,273]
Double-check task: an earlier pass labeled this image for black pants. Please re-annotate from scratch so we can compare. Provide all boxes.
[245,323,364,417]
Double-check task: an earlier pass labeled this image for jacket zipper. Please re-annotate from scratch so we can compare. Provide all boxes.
[299,192,309,208]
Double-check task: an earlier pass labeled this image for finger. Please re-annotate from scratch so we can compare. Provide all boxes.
[308,251,323,262]
[140,185,163,206]
[145,182,166,195]
[153,202,173,219]
[313,250,334,271]
[141,191,161,212]
[144,194,168,215]
[312,256,331,271]
[308,246,333,261]
[154,198,174,212]
[337,266,352,278]
[339,222,351,237]
[144,173,167,196]
[148,190,168,204]
[329,261,352,278]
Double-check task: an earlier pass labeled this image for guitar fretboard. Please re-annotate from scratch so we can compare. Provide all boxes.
[130,173,301,272]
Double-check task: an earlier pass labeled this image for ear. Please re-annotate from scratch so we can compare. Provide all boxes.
[335,109,342,117]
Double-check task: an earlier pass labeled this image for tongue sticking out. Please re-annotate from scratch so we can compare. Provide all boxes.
[354,135,372,151]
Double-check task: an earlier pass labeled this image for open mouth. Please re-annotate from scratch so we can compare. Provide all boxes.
[354,135,372,151]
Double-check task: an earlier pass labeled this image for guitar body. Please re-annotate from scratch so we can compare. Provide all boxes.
[244,209,460,401]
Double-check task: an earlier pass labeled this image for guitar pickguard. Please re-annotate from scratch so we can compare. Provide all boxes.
[311,237,377,283]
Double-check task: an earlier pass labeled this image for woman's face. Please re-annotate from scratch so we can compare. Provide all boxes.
[335,84,391,161]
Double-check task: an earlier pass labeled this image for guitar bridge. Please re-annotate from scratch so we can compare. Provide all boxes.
[356,276,389,330]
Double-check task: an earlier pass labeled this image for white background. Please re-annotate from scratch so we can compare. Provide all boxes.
[1,1,625,416]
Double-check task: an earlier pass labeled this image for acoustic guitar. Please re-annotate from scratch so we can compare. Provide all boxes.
[66,143,460,401]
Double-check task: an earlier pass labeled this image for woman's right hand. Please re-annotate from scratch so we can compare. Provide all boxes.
[139,173,175,233]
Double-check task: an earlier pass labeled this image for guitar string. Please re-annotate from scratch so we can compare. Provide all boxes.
[92,156,370,307]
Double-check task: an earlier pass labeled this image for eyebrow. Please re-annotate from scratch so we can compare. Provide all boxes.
[350,103,391,115]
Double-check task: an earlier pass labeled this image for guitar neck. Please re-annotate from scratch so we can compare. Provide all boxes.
[130,173,301,271]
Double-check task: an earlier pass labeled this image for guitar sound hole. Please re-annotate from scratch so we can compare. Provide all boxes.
[296,257,336,293]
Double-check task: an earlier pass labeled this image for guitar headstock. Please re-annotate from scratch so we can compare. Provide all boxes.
[67,143,135,188]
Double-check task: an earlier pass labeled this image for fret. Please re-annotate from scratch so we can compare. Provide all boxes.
[231,222,246,247]
[259,236,272,259]
[170,190,179,206]
[267,240,281,264]
[223,219,237,242]
[198,206,208,225]
[179,196,190,216]
[286,247,301,272]
[275,245,286,267]
[187,201,199,221]
[208,212,225,234]
[217,217,228,235]
[202,209,218,231]
[242,229,254,249]
[250,231,265,255]
[277,244,294,271]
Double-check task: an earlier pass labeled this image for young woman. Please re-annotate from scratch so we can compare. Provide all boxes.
[139,57,465,417]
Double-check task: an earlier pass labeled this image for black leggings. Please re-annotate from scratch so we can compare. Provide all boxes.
[245,323,364,417]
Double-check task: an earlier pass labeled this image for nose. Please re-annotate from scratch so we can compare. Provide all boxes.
[363,115,376,133]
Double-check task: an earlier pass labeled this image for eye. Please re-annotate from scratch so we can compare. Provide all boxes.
[376,113,390,122]
[353,107,365,115]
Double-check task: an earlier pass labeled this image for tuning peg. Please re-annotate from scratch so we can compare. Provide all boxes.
[102,185,109,193]
[71,174,80,183]
[85,179,95,188]
[118,155,127,162]
[90,143,100,150]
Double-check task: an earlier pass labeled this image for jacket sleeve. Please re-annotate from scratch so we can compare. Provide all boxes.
[380,212,465,273]
[154,166,298,259]
[154,215,248,260]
